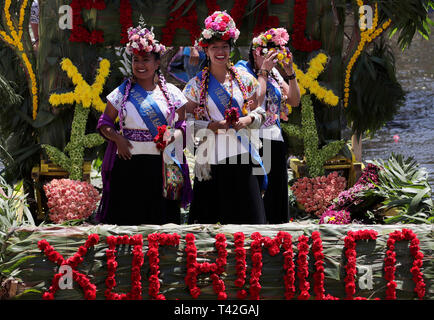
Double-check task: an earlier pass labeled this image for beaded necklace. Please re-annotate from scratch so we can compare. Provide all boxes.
[119,78,133,135]
[197,63,249,120]
[119,72,175,136]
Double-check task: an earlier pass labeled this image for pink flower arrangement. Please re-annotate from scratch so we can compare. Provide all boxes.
[197,11,240,47]
[44,179,101,223]
[251,28,292,64]
[319,207,351,225]
[125,25,165,56]
[252,28,290,48]
[291,172,347,217]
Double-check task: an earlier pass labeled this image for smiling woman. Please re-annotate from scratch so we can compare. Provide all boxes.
[95,24,192,226]
[182,11,267,225]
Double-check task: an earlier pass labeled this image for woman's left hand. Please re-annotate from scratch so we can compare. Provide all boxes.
[233,116,253,131]
[163,127,176,145]
[281,52,294,75]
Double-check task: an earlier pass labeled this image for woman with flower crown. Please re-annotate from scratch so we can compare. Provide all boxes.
[183,11,267,224]
[95,24,192,225]
[235,28,301,224]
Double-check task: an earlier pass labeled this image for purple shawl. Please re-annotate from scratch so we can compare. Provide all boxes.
[94,113,192,223]
[94,113,118,223]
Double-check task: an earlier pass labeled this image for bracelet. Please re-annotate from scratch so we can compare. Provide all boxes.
[284,72,296,81]
[257,69,269,78]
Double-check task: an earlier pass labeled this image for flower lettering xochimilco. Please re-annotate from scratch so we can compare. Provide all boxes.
[38,234,100,300]
[36,230,426,300]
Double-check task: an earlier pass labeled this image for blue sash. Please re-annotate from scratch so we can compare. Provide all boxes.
[198,71,244,117]
[235,60,282,129]
[119,80,182,166]
[197,71,268,191]
[119,80,168,137]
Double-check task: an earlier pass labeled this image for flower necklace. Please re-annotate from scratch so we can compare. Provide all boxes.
[197,63,250,120]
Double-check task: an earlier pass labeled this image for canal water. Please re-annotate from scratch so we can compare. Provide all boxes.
[361,31,434,198]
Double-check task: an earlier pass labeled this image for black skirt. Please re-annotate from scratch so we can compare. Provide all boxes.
[103,154,180,225]
[257,138,289,224]
[189,154,266,225]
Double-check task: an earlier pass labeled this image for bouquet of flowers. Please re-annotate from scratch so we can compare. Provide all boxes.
[319,163,381,224]
[291,171,347,217]
[319,208,351,225]
[154,125,168,151]
[332,164,380,209]
[224,107,240,125]
[44,179,100,224]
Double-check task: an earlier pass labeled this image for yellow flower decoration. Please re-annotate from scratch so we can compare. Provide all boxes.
[285,53,339,107]
[344,2,392,107]
[49,58,111,112]
[0,0,39,119]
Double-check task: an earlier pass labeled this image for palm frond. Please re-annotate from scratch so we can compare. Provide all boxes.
[365,153,434,223]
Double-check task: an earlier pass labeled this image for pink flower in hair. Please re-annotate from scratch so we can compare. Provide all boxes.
[272,28,289,45]
[196,11,240,47]
[205,17,212,28]
[211,22,219,31]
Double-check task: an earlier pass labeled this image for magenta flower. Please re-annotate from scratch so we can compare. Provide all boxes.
[319,208,351,225]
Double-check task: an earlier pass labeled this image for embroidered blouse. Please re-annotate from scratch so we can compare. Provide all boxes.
[183,68,260,163]
[106,82,187,155]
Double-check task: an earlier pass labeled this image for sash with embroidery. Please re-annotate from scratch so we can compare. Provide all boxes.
[119,80,184,169]
[197,70,268,191]
[235,60,282,128]
[120,81,168,137]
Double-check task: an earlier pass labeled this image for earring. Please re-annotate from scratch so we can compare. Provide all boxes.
[154,69,160,85]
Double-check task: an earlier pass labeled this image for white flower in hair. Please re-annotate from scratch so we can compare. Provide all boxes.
[203,29,212,39]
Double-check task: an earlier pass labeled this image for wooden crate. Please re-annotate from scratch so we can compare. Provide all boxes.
[290,156,363,187]
[31,160,91,220]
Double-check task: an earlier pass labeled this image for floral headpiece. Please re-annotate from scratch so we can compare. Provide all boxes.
[252,28,291,63]
[126,25,166,56]
[196,11,240,47]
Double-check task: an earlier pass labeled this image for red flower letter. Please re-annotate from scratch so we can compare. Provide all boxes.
[253,0,280,35]
[249,232,296,300]
[120,0,133,44]
[343,230,378,300]
[104,234,144,300]
[38,234,100,300]
[184,233,228,299]
[384,229,425,300]
[161,0,200,46]
[70,0,106,44]
[311,231,339,300]
[291,0,322,52]
[147,233,181,300]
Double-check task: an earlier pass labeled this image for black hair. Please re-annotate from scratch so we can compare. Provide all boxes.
[204,38,233,50]
[131,51,161,61]
[248,43,255,71]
